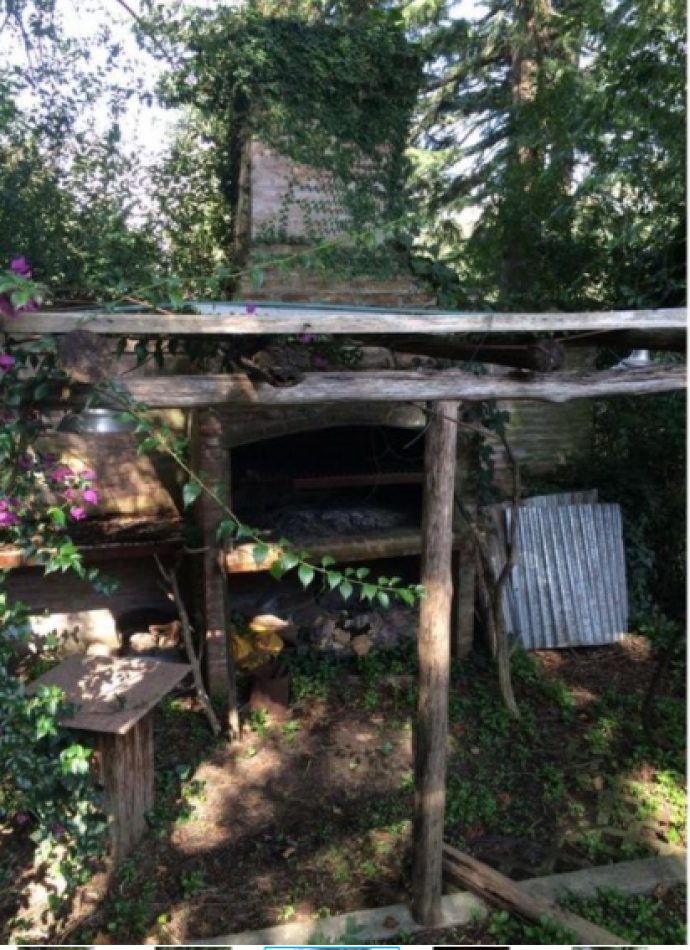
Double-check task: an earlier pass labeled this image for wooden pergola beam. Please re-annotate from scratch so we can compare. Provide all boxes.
[73,364,687,408]
[2,305,685,336]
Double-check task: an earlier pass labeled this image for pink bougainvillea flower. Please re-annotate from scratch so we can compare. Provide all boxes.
[0,511,19,526]
[63,488,77,501]
[83,488,98,505]
[0,354,16,371]
[80,468,95,481]
[17,455,33,470]
[49,465,73,483]
[245,303,257,314]
[10,256,32,278]
[298,334,315,344]
[15,812,29,825]
[69,506,87,521]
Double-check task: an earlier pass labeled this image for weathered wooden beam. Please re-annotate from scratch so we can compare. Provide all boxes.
[71,364,686,407]
[2,305,685,336]
[375,338,566,372]
[561,328,686,353]
[442,843,627,945]
[412,401,459,927]
[224,530,467,574]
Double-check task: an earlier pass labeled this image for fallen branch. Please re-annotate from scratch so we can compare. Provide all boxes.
[155,555,222,737]
[442,842,628,945]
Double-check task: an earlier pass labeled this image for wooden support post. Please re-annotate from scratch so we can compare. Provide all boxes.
[190,408,232,700]
[96,715,154,861]
[412,400,459,927]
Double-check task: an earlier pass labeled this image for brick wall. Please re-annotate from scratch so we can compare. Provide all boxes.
[240,140,435,308]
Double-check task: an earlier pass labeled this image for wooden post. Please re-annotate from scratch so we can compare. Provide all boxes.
[412,400,459,926]
[190,408,232,700]
[96,715,154,861]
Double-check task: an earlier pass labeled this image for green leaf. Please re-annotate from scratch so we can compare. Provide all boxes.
[280,551,300,572]
[269,560,287,579]
[361,584,377,601]
[216,520,236,542]
[47,507,66,527]
[182,481,203,509]
[321,554,336,567]
[377,591,391,609]
[339,580,354,601]
[298,563,315,588]
[326,570,342,590]
[253,542,270,565]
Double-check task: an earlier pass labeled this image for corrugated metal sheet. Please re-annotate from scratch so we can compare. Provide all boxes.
[486,499,628,650]
[523,490,598,507]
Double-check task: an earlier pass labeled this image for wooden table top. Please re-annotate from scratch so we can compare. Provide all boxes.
[28,655,191,735]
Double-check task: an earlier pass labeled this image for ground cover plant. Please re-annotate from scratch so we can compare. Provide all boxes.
[5,632,678,944]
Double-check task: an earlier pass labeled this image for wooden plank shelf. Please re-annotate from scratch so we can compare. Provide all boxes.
[224,528,467,574]
[0,537,182,571]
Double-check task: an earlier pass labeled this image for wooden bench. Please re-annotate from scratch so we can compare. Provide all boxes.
[30,654,191,860]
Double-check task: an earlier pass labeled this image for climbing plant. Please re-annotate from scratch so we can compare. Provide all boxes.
[155,2,421,261]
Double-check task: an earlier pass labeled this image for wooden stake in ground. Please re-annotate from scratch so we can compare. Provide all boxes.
[442,842,628,945]
[412,401,459,927]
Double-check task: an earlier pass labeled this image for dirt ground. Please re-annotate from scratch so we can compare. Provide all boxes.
[3,634,686,944]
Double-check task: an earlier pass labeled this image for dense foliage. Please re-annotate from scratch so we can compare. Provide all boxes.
[409,0,686,311]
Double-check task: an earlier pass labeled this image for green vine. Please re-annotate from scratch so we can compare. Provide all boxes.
[158,3,421,276]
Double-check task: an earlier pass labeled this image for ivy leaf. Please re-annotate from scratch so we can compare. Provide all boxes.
[182,481,202,509]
